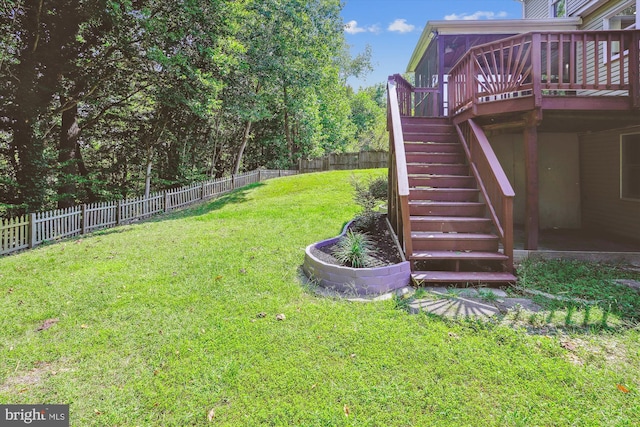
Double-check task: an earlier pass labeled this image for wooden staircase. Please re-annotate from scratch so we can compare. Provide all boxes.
[402,117,516,284]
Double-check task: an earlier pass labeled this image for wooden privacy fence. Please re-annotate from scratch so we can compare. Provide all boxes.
[0,169,297,256]
[298,151,388,173]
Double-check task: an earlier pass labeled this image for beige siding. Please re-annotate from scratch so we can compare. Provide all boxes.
[572,0,633,96]
[567,0,594,16]
[579,0,632,29]
[580,126,640,240]
[490,132,581,229]
[525,0,550,18]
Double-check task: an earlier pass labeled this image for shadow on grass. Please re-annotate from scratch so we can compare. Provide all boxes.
[85,183,264,239]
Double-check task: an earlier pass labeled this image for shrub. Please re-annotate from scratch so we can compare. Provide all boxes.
[333,230,374,268]
[351,174,388,229]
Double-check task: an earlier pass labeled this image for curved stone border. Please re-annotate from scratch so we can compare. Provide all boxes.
[303,220,411,296]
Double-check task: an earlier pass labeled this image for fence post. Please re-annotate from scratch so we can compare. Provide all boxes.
[201,182,206,199]
[116,200,122,225]
[258,169,262,182]
[279,170,282,177]
[28,213,36,248]
[81,204,87,235]
[165,191,171,212]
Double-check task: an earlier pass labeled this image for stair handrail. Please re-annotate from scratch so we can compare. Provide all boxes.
[387,78,413,256]
[455,119,514,271]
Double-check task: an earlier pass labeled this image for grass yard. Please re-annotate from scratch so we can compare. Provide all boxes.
[1,170,639,426]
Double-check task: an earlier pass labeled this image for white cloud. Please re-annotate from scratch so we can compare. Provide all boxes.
[345,20,382,35]
[387,18,416,33]
[345,20,366,34]
[444,11,509,21]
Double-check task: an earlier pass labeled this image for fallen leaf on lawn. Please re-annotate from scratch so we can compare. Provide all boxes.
[257,312,267,318]
[311,384,317,389]
[448,332,459,339]
[343,404,350,417]
[561,341,576,351]
[94,409,102,415]
[207,408,215,422]
[350,354,356,358]
[215,275,223,281]
[7,288,13,294]
[36,318,59,331]
[80,324,89,329]
[239,268,246,274]
[276,313,286,321]
[617,384,630,393]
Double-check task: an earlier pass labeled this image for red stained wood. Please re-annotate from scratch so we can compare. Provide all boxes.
[523,117,539,250]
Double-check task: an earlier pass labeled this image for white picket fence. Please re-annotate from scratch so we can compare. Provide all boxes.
[1,169,297,256]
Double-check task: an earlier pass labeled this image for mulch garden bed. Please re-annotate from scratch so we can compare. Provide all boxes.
[309,214,404,268]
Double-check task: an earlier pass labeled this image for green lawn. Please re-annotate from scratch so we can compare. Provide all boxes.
[1,170,638,426]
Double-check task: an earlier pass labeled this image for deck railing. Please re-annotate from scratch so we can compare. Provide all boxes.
[455,120,514,271]
[387,78,412,257]
[389,74,440,117]
[448,30,640,116]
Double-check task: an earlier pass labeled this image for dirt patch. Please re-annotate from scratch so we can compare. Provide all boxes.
[0,360,71,394]
[310,215,403,267]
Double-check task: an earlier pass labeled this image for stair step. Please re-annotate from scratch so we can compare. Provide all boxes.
[409,201,485,217]
[412,271,517,284]
[410,251,509,261]
[401,117,451,127]
[411,232,499,251]
[407,164,469,175]
[409,175,476,188]
[403,133,458,143]
[409,188,479,202]
[410,216,492,232]
[404,142,462,154]
[406,152,465,164]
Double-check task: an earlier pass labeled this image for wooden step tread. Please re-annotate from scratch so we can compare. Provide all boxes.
[411,232,498,240]
[409,174,472,178]
[410,187,479,192]
[410,251,509,261]
[412,271,517,284]
[407,162,467,167]
[411,216,490,222]
[409,201,484,206]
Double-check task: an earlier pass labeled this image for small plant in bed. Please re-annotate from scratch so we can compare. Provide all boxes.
[332,230,374,268]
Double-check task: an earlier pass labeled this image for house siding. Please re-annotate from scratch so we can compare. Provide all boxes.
[567,0,595,16]
[524,0,550,18]
[489,132,582,229]
[580,127,640,241]
[579,0,633,29]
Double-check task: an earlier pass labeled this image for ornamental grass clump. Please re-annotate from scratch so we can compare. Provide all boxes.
[333,230,374,268]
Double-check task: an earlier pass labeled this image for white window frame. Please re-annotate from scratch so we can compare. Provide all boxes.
[620,132,640,201]
[602,0,636,62]
[549,0,566,17]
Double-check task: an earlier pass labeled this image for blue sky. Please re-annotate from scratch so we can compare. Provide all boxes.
[341,0,524,88]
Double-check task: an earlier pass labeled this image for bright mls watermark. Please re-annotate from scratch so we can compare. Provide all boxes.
[0,405,68,426]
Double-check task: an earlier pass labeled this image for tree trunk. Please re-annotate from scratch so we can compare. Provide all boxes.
[13,115,47,212]
[233,120,252,175]
[283,85,294,167]
[144,155,153,198]
[58,100,80,208]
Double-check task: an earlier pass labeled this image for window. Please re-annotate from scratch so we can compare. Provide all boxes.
[603,2,636,58]
[550,0,566,17]
[621,133,640,200]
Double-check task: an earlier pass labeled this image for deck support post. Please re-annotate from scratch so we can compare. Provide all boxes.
[523,112,540,250]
